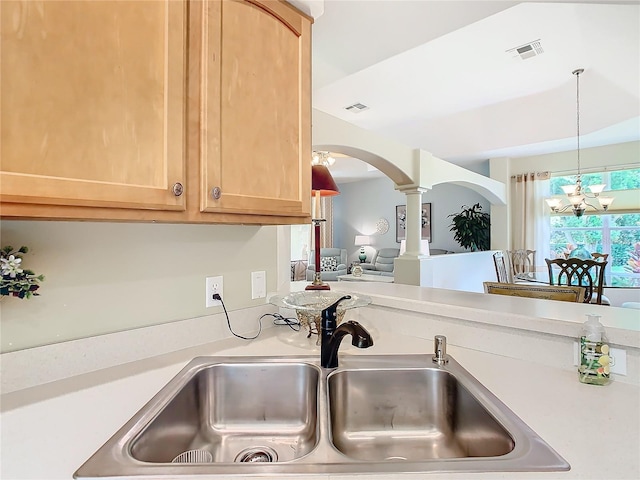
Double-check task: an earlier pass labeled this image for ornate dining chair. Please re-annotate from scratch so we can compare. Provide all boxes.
[545,257,609,305]
[591,253,609,285]
[591,253,609,262]
[492,251,512,283]
[483,282,585,303]
[508,249,536,277]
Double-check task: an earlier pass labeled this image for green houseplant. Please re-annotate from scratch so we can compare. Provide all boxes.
[448,203,490,251]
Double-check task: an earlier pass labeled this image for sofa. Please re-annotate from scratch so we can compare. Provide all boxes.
[361,247,400,277]
[306,248,348,281]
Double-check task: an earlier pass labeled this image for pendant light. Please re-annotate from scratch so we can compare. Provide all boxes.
[545,69,614,217]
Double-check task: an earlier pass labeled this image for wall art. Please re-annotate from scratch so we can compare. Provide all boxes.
[396,203,431,243]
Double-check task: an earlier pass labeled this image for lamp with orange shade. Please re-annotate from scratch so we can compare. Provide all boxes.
[306,164,339,291]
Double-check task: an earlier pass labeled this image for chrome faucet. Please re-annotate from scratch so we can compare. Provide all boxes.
[320,295,374,368]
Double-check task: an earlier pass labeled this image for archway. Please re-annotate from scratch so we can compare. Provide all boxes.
[312,109,506,286]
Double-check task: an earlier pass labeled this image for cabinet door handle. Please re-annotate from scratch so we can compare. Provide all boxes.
[171,182,184,197]
[211,187,222,200]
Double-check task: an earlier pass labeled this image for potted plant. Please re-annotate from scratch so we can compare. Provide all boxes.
[448,203,490,251]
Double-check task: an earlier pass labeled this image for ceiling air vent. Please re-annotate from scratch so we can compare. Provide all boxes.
[344,102,369,113]
[507,39,544,60]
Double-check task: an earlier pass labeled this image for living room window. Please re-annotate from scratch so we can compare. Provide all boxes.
[548,168,640,286]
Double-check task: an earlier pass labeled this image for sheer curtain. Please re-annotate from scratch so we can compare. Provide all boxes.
[510,172,551,270]
[321,197,334,248]
[309,197,334,251]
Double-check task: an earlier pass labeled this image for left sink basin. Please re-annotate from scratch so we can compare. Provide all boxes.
[75,358,320,478]
[131,362,320,463]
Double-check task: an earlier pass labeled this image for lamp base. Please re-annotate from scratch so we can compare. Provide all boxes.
[358,254,367,263]
[306,271,330,290]
[305,283,331,291]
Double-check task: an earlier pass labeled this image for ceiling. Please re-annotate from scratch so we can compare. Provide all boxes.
[309,1,640,182]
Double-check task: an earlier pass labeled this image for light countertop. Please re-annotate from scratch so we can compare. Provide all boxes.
[1,325,638,480]
[322,281,640,349]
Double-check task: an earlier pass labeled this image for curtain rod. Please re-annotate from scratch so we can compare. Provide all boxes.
[551,163,640,176]
[510,172,550,180]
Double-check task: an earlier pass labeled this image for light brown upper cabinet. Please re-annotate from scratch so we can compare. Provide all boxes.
[1,0,312,225]
[1,0,187,212]
[197,0,311,218]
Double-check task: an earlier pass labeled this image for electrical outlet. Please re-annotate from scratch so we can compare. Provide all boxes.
[251,271,266,299]
[205,276,223,308]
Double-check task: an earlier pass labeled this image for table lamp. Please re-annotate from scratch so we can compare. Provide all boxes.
[306,165,339,290]
[354,235,371,262]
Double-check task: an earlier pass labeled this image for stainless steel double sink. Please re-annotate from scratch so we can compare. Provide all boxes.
[74,354,569,477]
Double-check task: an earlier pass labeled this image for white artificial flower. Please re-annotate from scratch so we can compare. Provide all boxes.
[1,255,23,278]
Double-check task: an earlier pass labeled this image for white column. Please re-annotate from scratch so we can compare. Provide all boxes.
[402,188,428,257]
[394,187,430,286]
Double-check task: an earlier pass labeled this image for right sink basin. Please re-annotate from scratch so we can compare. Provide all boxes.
[328,367,515,461]
[325,355,570,474]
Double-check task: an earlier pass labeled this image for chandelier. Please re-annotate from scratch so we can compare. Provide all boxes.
[311,151,336,167]
[545,68,614,217]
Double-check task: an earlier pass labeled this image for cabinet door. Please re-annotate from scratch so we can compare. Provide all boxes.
[200,0,311,216]
[0,0,187,211]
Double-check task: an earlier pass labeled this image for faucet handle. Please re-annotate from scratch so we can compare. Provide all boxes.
[432,335,448,364]
[321,295,352,323]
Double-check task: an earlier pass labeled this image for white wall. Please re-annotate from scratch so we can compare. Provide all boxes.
[421,251,497,293]
[0,221,279,352]
[332,175,490,265]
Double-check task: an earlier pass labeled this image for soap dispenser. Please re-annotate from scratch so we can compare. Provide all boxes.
[578,314,612,386]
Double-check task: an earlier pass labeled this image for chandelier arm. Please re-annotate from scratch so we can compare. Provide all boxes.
[556,203,574,213]
[581,199,599,211]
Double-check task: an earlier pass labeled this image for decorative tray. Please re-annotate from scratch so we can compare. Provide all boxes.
[270,291,371,340]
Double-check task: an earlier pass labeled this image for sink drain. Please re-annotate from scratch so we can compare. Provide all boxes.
[234,446,278,463]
